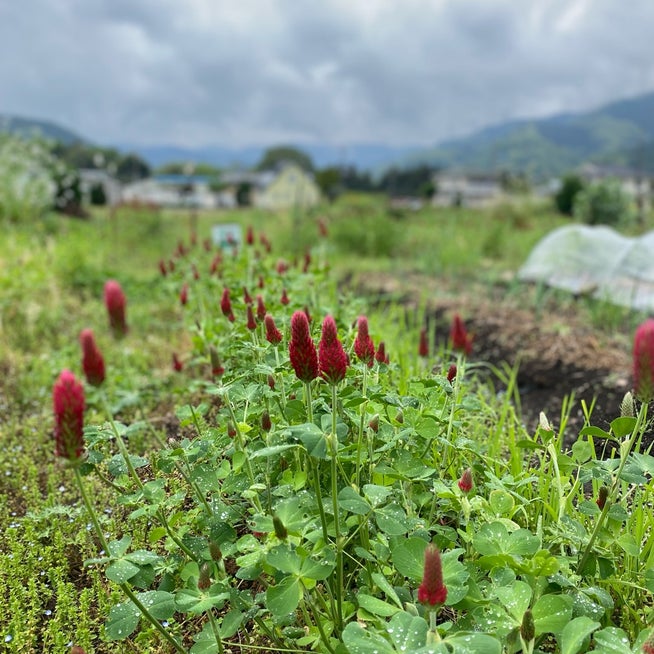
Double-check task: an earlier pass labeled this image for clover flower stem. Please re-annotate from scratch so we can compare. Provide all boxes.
[273,346,287,408]
[355,363,369,489]
[577,401,648,575]
[442,354,464,471]
[304,590,337,654]
[330,383,344,632]
[223,388,262,511]
[208,611,224,654]
[102,395,198,560]
[185,407,216,516]
[74,469,188,654]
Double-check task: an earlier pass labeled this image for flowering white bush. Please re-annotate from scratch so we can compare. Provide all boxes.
[0,134,57,222]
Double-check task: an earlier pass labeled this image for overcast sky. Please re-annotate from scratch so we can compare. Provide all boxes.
[1,0,654,148]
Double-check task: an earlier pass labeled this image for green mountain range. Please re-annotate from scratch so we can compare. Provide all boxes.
[4,90,654,178]
[0,114,83,145]
[401,91,654,180]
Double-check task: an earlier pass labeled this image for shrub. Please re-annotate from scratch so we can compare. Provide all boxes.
[0,134,56,223]
[554,174,585,216]
[574,180,634,227]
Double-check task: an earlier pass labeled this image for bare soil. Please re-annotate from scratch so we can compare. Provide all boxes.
[355,271,639,448]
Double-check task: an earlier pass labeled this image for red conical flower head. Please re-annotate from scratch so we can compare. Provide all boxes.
[246,305,257,331]
[221,288,235,322]
[172,353,183,372]
[243,286,253,305]
[180,283,189,306]
[256,295,266,321]
[447,364,457,383]
[280,288,290,305]
[246,226,254,245]
[53,370,85,462]
[633,319,654,402]
[104,280,128,337]
[450,314,473,355]
[354,316,375,366]
[458,468,473,493]
[375,341,390,364]
[419,328,429,358]
[289,311,318,383]
[79,328,105,386]
[264,314,283,345]
[318,315,349,385]
[417,544,448,606]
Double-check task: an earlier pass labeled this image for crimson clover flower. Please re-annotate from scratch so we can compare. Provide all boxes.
[256,295,266,321]
[280,288,290,305]
[354,316,375,366]
[246,305,257,331]
[104,280,128,337]
[180,283,189,306]
[243,286,253,305]
[53,370,85,463]
[447,364,457,383]
[289,310,318,383]
[172,353,183,372]
[633,319,654,402]
[458,468,473,493]
[221,288,235,322]
[79,328,105,387]
[264,314,283,345]
[450,314,473,355]
[246,225,254,245]
[318,315,349,385]
[419,328,429,358]
[375,341,390,364]
[158,259,167,276]
[418,544,447,606]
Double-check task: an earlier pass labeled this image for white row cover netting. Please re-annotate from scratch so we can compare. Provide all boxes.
[518,224,654,312]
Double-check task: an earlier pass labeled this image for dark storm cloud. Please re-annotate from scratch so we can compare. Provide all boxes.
[1,0,653,147]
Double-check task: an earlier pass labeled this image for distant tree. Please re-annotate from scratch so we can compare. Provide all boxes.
[574,180,634,227]
[116,154,151,183]
[315,167,342,202]
[157,162,221,176]
[256,146,314,172]
[236,182,252,207]
[378,165,435,197]
[339,166,375,192]
[555,174,586,216]
[89,183,107,206]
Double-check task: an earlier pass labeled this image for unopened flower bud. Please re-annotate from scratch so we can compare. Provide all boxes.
[458,468,473,493]
[368,414,380,433]
[273,514,288,540]
[447,364,457,383]
[198,562,212,590]
[520,609,535,643]
[209,541,222,561]
[596,485,610,510]
[620,391,635,418]
[261,410,272,432]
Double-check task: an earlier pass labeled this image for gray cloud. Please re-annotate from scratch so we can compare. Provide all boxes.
[1,0,653,147]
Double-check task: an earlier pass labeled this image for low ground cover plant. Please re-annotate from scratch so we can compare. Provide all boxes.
[38,220,654,654]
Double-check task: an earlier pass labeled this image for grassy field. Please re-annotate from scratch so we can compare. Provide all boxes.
[2,196,654,653]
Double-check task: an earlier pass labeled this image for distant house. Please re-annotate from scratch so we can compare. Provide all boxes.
[78,169,122,206]
[122,174,217,209]
[578,163,653,210]
[432,171,504,208]
[220,163,321,210]
[254,163,321,210]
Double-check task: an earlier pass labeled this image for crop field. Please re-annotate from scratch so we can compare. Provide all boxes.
[2,197,654,653]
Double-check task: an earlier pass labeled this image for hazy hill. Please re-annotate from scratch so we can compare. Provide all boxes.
[401,91,654,179]
[4,89,654,177]
[0,114,83,145]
